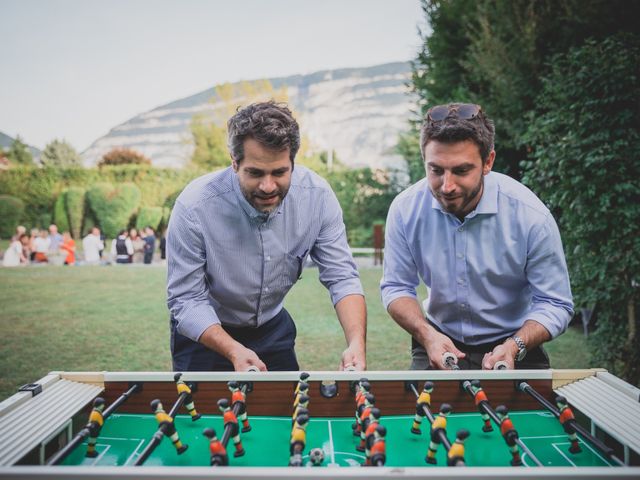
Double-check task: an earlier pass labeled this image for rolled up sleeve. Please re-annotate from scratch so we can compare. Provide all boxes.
[380,198,420,310]
[525,214,574,338]
[312,189,364,305]
[167,200,221,341]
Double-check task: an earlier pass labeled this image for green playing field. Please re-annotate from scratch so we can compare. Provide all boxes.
[60,411,612,468]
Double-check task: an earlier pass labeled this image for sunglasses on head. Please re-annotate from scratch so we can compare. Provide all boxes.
[427,103,481,122]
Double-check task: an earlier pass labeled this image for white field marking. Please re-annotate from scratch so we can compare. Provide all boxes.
[124,439,146,466]
[522,451,530,468]
[334,451,366,460]
[520,434,566,440]
[99,436,144,442]
[93,444,111,465]
[552,443,577,467]
[327,420,336,465]
[574,438,612,466]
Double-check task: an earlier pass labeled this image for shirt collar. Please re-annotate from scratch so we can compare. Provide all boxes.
[231,169,284,221]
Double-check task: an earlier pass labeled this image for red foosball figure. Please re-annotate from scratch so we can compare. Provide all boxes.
[228,381,251,433]
[425,403,451,464]
[363,407,381,465]
[556,395,582,454]
[353,379,371,436]
[369,424,387,466]
[356,393,376,452]
[411,381,434,434]
[495,405,522,466]
[217,398,245,457]
[469,379,493,432]
[447,429,470,466]
[85,397,106,457]
[203,428,229,466]
[150,399,188,455]
[174,373,202,421]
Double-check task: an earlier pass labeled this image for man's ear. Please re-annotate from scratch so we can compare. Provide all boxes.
[483,150,496,175]
[232,159,239,172]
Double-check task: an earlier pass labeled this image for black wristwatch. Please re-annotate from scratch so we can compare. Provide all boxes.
[508,335,527,361]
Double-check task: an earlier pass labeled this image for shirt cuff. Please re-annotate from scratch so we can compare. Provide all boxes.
[329,277,364,306]
[174,302,221,342]
[381,289,418,311]
[526,309,570,339]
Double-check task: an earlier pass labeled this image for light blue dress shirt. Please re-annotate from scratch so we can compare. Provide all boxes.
[381,171,573,345]
[167,165,363,342]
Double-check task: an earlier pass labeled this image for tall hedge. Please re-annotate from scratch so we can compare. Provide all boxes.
[0,195,25,238]
[87,182,142,238]
[53,192,70,233]
[65,187,86,239]
[136,206,163,231]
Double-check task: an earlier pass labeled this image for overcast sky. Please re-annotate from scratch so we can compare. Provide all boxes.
[0,0,425,152]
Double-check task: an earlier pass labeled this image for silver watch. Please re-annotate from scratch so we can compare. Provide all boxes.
[509,335,527,361]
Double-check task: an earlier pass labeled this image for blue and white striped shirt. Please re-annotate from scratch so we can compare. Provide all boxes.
[167,165,364,342]
[381,171,573,345]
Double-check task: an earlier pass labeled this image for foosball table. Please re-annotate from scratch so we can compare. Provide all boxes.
[1,369,639,479]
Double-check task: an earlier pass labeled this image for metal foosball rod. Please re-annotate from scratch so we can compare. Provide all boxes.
[46,383,141,466]
[513,376,626,467]
[443,353,544,467]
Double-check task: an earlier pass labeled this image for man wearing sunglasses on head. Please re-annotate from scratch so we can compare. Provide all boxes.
[381,103,573,370]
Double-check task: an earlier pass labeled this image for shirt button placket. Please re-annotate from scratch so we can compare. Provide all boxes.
[455,223,470,341]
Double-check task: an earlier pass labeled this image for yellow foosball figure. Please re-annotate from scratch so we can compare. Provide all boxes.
[174,373,202,421]
[150,399,188,455]
[447,429,470,466]
[85,397,106,458]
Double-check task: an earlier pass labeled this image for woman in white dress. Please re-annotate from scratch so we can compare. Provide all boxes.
[2,235,27,267]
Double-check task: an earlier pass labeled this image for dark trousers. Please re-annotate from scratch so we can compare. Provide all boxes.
[410,324,550,370]
[170,308,299,372]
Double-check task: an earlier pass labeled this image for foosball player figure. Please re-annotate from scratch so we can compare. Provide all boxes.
[369,424,387,467]
[425,403,452,465]
[294,372,310,397]
[353,379,371,436]
[363,407,381,464]
[495,405,522,466]
[217,398,245,457]
[228,381,251,433]
[85,397,106,457]
[203,428,229,466]
[469,379,493,432]
[150,399,188,455]
[411,380,434,434]
[356,393,376,451]
[556,395,582,454]
[289,413,309,466]
[291,407,309,434]
[292,394,310,425]
[447,429,470,467]
[293,382,309,408]
[174,372,202,421]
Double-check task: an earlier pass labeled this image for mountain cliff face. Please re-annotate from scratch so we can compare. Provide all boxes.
[82,62,417,170]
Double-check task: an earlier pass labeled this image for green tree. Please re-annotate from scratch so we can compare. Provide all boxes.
[86,182,141,238]
[41,139,82,167]
[522,34,640,385]
[190,115,229,170]
[6,136,34,165]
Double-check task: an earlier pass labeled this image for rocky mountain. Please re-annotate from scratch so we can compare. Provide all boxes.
[0,131,41,159]
[82,62,417,170]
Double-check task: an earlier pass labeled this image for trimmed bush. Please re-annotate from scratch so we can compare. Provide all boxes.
[0,195,25,238]
[136,206,163,231]
[53,192,70,233]
[65,187,85,239]
[87,182,141,238]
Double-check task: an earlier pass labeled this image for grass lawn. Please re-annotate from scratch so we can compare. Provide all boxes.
[0,264,590,400]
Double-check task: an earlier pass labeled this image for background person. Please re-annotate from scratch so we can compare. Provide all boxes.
[111,230,133,264]
[82,227,104,265]
[380,103,573,370]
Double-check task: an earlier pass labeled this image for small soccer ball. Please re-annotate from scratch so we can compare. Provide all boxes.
[309,447,325,466]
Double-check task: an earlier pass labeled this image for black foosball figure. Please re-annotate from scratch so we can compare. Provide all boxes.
[174,373,202,421]
[425,403,452,464]
[496,405,522,466]
[292,394,310,425]
[411,381,434,434]
[447,429,470,466]
[469,379,493,432]
[556,395,582,454]
[228,381,251,432]
[218,398,245,457]
[85,397,106,457]
[150,399,188,455]
[295,372,310,397]
[203,428,229,466]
